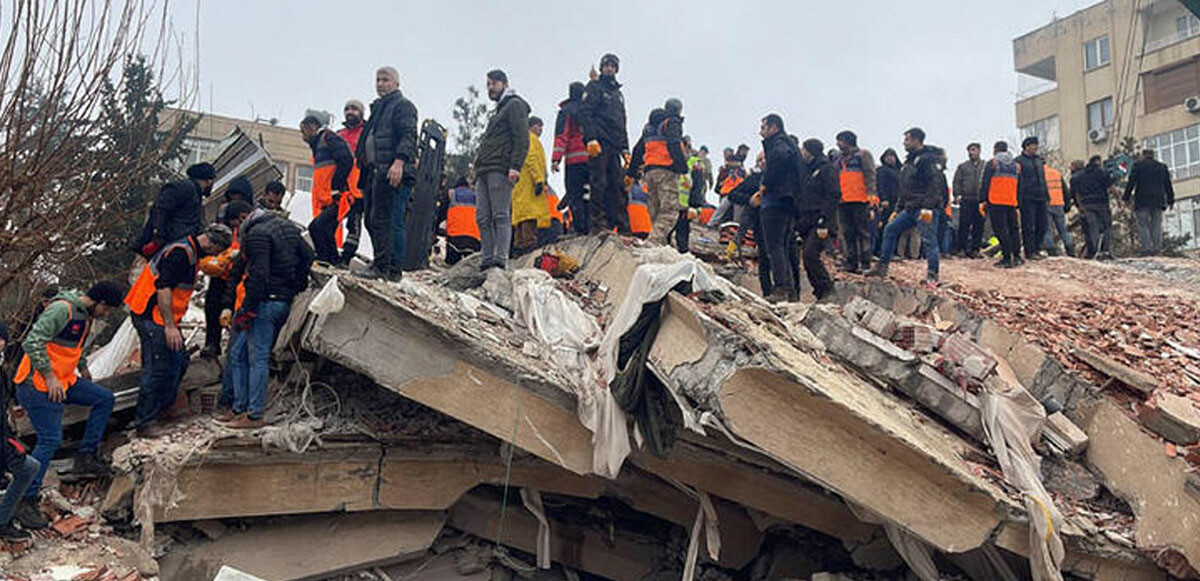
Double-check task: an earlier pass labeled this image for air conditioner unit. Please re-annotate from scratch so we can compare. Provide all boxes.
[1088,127,1109,143]
[1185,95,1200,113]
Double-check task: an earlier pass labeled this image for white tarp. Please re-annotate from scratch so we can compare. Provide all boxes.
[86,317,137,380]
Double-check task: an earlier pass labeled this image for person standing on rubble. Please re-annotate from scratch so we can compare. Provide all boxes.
[552,82,591,234]
[952,143,986,258]
[336,100,367,265]
[1042,163,1074,257]
[222,210,315,429]
[873,148,901,257]
[0,321,41,539]
[798,139,840,301]
[867,128,947,286]
[580,53,630,234]
[1015,136,1050,260]
[751,114,801,303]
[473,69,531,270]
[357,66,418,281]
[301,115,355,265]
[126,225,233,436]
[628,100,688,245]
[1123,148,1175,256]
[200,177,255,360]
[13,282,125,529]
[511,115,549,256]
[130,162,217,260]
[1073,156,1114,259]
[980,141,1023,268]
[834,130,876,274]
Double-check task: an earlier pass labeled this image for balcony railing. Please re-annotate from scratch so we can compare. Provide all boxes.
[1144,28,1200,53]
[1016,81,1058,102]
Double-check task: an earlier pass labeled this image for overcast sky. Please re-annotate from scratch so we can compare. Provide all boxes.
[164,0,1095,193]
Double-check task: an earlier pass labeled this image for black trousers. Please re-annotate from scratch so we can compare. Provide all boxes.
[1019,199,1048,256]
[798,213,833,299]
[310,200,341,263]
[564,163,591,234]
[203,277,230,352]
[587,148,629,234]
[758,206,797,297]
[673,211,690,253]
[445,235,481,266]
[1082,203,1113,258]
[838,202,869,270]
[989,205,1021,261]
[341,197,364,265]
[958,198,984,253]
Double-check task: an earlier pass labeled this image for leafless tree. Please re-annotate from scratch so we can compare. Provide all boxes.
[0,0,195,323]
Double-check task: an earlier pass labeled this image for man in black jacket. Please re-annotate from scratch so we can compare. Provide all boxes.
[1015,136,1050,259]
[873,148,901,257]
[473,69,530,269]
[222,212,314,429]
[1123,149,1175,255]
[357,66,418,280]
[952,143,986,257]
[0,322,41,540]
[868,128,947,286]
[301,115,355,264]
[580,53,629,234]
[1073,156,1114,259]
[752,114,801,302]
[798,139,840,301]
[131,162,216,258]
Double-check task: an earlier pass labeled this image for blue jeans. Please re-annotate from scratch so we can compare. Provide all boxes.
[218,328,244,410]
[1043,205,1074,255]
[16,379,114,498]
[879,208,940,275]
[229,301,289,419]
[133,316,189,429]
[0,455,39,523]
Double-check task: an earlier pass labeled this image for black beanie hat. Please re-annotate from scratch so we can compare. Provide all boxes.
[187,162,217,181]
[802,138,825,158]
[1021,136,1039,148]
[86,281,126,307]
[226,175,255,203]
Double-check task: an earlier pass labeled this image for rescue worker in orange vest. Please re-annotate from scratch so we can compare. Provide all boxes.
[201,177,255,359]
[541,183,566,246]
[980,141,1023,268]
[835,130,877,274]
[1042,164,1075,257]
[13,281,125,527]
[627,179,652,239]
[336,100,367,265]
[444,177,482,266]
[126,224,232,436]
[301,115,355,265]
[627,100,688,245]
[709,149,748,226]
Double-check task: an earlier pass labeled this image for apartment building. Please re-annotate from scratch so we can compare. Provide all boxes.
[1014,0,1200,245]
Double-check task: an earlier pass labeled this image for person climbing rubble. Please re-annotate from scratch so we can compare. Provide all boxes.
[0,321,39,541]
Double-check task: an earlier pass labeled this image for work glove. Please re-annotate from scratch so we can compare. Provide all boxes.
[587,140,602,158]
[623,175,634,189]
[219,309,232,329]
[919,209,934,223]
[686,208,699,220]
[232,310,256,332]
[978,202,987,217]
[140,240,162,259]
[816,228,829,240]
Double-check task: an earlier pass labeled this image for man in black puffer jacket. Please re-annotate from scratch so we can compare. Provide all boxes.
[1015,136,1050,259]
[868,128,947,286]
[1071,156,1114,259]
[797,139,840,301]
[130,162,216,258]
[357,66,418,280]
[579,53,630,233]
[222,212,314,429]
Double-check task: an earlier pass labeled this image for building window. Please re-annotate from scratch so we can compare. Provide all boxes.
[1084,36,1110,71]
[181,137,218,168]
[1144,123,1200,181]
[1020,116,1060,153]
[295,165,313,192]
[1178,14,1200,39]
[1192,205,1200,241]
[1087,97,1114,131]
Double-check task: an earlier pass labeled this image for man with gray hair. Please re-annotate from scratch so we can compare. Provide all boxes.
[473,69,530,269]
[356,66,418,280]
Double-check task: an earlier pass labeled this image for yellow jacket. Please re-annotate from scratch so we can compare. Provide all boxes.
[511,131,550,228]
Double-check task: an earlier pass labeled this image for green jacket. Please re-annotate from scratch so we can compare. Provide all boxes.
[23,290,91,377]
[474,90,531,176]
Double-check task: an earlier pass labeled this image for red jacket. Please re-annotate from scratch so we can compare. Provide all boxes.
[552,101,587,166]
[336,123,364,201]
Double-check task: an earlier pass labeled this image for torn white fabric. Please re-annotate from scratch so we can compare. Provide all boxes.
[509,269,602,376]
[982,358,1065,581]
[520,488,552,570]
[308,275,345,315]
[87,317,137,380]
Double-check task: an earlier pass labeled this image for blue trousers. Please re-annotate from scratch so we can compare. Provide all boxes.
[16,379,114,498]
[228,301,290,420]
[133,316,189,428]
[879,208,940,275]
[0,455,39,523]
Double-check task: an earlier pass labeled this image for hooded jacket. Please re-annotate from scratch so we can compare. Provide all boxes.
[237,213,314,312]
[898,145,947,210]
[579,74,628,150]
[798,153,839,224]
[877,149,901,208]
[474,88,532,176]
[628,109,687,175]
[553,85,588,166]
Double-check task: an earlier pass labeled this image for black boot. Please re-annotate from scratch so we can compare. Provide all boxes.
[13,498,48,530]
[0,522,30,541]
[70,453,112,479]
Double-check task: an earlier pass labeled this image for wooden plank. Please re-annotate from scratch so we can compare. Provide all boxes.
[1072,348,1157,396]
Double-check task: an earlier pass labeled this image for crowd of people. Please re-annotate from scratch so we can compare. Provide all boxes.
[0,52,1183,541]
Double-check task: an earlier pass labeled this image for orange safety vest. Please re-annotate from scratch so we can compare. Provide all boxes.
[641,118,675,169]
[628,185,652,236]
[839,150,869,204]
[446,187,481,241]
[718,170,745,196]
[125,238,200,326]
[546,189,566,227]
[986,158,1021,207]
[1045,166,1065,207]
[14,300,90,393]
[699,205,715,224]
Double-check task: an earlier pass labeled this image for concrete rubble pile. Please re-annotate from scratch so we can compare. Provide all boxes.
[5,234,1200,580]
